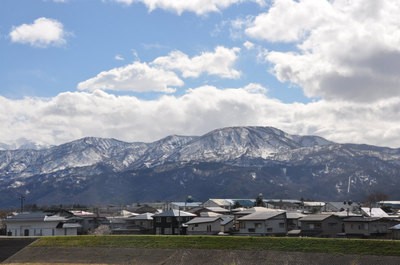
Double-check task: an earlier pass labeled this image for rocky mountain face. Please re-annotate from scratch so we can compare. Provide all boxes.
[0,126,399,208]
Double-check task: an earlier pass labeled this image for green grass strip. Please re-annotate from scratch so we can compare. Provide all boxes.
[31,235,400,256]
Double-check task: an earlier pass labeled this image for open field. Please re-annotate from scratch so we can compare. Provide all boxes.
[31,235,400,256]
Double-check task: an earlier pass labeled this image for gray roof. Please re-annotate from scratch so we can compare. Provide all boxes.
[130,213,154,220]
[153,209,196,217]
[238,211,285,221]
[5,212,47,222]
[286,212,306,219]
[221,217,234,225]
[234,207,282,215]
[185,217,221,225]
[389,224,400,230]
[299,214,334,221]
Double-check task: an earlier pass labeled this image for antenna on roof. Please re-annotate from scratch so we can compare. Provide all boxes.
[19,195,25,213]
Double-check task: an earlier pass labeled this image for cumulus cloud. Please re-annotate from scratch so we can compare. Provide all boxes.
[9,17,67,48]
[243,0,400,102]
[113,0,265,15]
[152,46,241,79]
[2,87,400,148]
[77,61,183,93]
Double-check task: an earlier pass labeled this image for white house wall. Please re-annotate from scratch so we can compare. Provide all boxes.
[6,221,77,236]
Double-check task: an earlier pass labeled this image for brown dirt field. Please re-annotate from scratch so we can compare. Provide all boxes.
[4,246,400,265]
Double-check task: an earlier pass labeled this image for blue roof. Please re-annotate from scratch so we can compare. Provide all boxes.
[6,212,47,222]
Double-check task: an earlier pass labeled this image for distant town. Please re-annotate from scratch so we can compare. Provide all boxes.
[1,193,400,240]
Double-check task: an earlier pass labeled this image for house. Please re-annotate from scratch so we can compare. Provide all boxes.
[286,212,306,231]
[389,224,400,240]
[127,213,154,234]
[70,210,109,234]
[299,214,342,238]
[343,217,399,239]
[5,212,81,236]
[237,211,287,236]
[220,217,234,234]
[153,209,196,235]
[185,217,223,235]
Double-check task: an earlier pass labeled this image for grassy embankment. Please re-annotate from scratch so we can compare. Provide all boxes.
[31,235,400,256]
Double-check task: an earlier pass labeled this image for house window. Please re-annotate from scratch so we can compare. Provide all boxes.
[255,223,262,229]
[239,222,245,229]
[248,228,255,232]
[207,225,211,232]
[309,224,315,229]
[267,228,273,232]
[156,217,161,223]
[194,224,198,227]
[279,223,285,228]
[166,217,172,223]
[156,227,161,235]
[164,228,172,235]
[315,223,321,229]
[328,223,337,227]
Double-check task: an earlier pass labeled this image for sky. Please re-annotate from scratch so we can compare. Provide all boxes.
[1,0,400,148]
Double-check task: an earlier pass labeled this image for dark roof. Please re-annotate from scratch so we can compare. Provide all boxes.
[153,209,196,217]
[343,217,385,222]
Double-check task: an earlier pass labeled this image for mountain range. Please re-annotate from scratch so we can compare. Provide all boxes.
[1,126,399,208]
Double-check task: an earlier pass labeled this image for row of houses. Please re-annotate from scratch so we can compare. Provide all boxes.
[2,198,400,239]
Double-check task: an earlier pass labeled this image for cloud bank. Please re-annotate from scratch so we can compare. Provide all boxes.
[2,87,400,148]
[113,0,265,15]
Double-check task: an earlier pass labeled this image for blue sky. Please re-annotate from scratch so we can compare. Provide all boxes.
[1,0,400,148]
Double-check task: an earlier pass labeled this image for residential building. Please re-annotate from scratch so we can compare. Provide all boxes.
[153,209,196,235]
[343,217,399,239]
[5,212,81,236]
[237,211,287,236]
[299,214,342,238]
[185,217,223,235]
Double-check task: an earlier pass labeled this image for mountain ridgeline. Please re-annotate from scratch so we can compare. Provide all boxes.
[1,126,399,208]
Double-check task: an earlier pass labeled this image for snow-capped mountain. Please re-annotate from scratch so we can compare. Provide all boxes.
[0,126,399,207]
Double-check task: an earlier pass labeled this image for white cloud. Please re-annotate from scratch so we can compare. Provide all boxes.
[114,55,125,61]
[2,87,400,148]
[152,46,241,79]
[243,0,400,102]
[243,41,255,50]
[113,0,265,15]
[77,61,183,93]
[9,17,67,48]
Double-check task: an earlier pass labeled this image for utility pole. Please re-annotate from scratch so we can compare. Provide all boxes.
[19,195,25,213]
